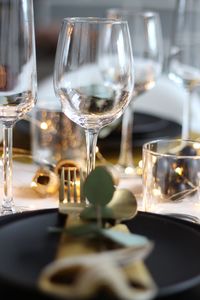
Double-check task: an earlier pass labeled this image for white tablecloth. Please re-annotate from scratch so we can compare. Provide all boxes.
[5,160,200,223]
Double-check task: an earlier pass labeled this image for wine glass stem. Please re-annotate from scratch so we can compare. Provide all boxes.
[118,104,134,168]
[2,123,14,213]
[85,129,98,176]
[182,89,192,140]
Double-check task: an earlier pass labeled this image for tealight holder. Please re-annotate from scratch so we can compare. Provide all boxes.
[31,105,86,166]
[142,139,200,222]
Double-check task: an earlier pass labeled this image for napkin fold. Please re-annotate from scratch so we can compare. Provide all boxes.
[38,219,157,300]
[38,254,156,300]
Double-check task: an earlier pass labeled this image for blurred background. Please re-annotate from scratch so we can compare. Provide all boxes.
[12,0,200,167]
[34,0,176,81]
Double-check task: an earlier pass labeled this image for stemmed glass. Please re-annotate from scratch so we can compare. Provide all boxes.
[0,0,37,214]
[168,0,200,139]
[54,17,134,176]
[107,9,163,177]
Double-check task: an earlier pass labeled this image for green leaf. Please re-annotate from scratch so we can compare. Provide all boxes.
[80,205,114,221]
[101,229,149,248]
[83,166,115,206]
[48,224,150,249]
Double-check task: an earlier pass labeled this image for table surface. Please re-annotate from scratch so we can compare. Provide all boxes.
[1,160,199,300]
[0,210,199,300]
[1,110,200,300]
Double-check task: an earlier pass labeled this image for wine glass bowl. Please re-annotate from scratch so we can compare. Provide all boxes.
[59,78,131,130]
[107,9,163,177]
[169,44,200,91]
[54,17,134,175]
[0,0,37,214]
[168,0,200,139]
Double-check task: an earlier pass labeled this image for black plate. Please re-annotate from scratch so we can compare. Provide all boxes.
[98,113,181,152]
[0,210,199,299]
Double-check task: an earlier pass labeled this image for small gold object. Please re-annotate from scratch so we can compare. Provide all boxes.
[108,189,137,221]
[31,159,85,198]
[31,167,59,196]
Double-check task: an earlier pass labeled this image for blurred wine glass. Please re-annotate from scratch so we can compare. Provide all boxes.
[107,9,163,177]
[54,17,134,176]
[168,0,200,139]
[0,0,37,214]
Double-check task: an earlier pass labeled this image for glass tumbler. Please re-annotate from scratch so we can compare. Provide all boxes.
[143,139,200,223]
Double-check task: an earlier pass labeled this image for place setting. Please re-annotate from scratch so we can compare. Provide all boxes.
[0,158,200,300]
[0,0,200,300]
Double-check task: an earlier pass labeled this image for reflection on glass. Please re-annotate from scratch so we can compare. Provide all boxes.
[168,0,200,139]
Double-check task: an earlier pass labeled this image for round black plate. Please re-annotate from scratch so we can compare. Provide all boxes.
[98,113,181,152]
[0,210,199,299]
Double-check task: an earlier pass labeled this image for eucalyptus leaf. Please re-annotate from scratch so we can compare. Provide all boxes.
[101,228,149,248]
[83,166,115,206]
[80,205,114,221]
[108,189,137,221]
[49,223,150,249]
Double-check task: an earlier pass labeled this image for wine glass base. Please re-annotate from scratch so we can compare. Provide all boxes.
[0,206,32,216]
[166,213,200,224]
[114,164,138,179]
[1,208,16,216]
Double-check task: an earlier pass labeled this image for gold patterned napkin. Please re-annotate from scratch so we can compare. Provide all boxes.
[38,216,157,300]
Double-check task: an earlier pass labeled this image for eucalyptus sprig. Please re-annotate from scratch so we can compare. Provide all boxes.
[53,166,138,244]
[49,222,149,249]
[81,166,115,227]
[80,166,137,226]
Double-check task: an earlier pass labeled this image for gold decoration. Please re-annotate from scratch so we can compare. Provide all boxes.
[108,189,137,221]
[31,167,59,196]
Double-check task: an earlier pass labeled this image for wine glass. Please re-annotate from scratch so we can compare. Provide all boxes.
[168,0,200,139]
[0,0,37,214]
[107,9,163,177]
[54,17,134,176]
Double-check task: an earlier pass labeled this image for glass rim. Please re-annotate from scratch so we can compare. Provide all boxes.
[62,17,128,25]
[106,8,159,19]
[143,138,200,158]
